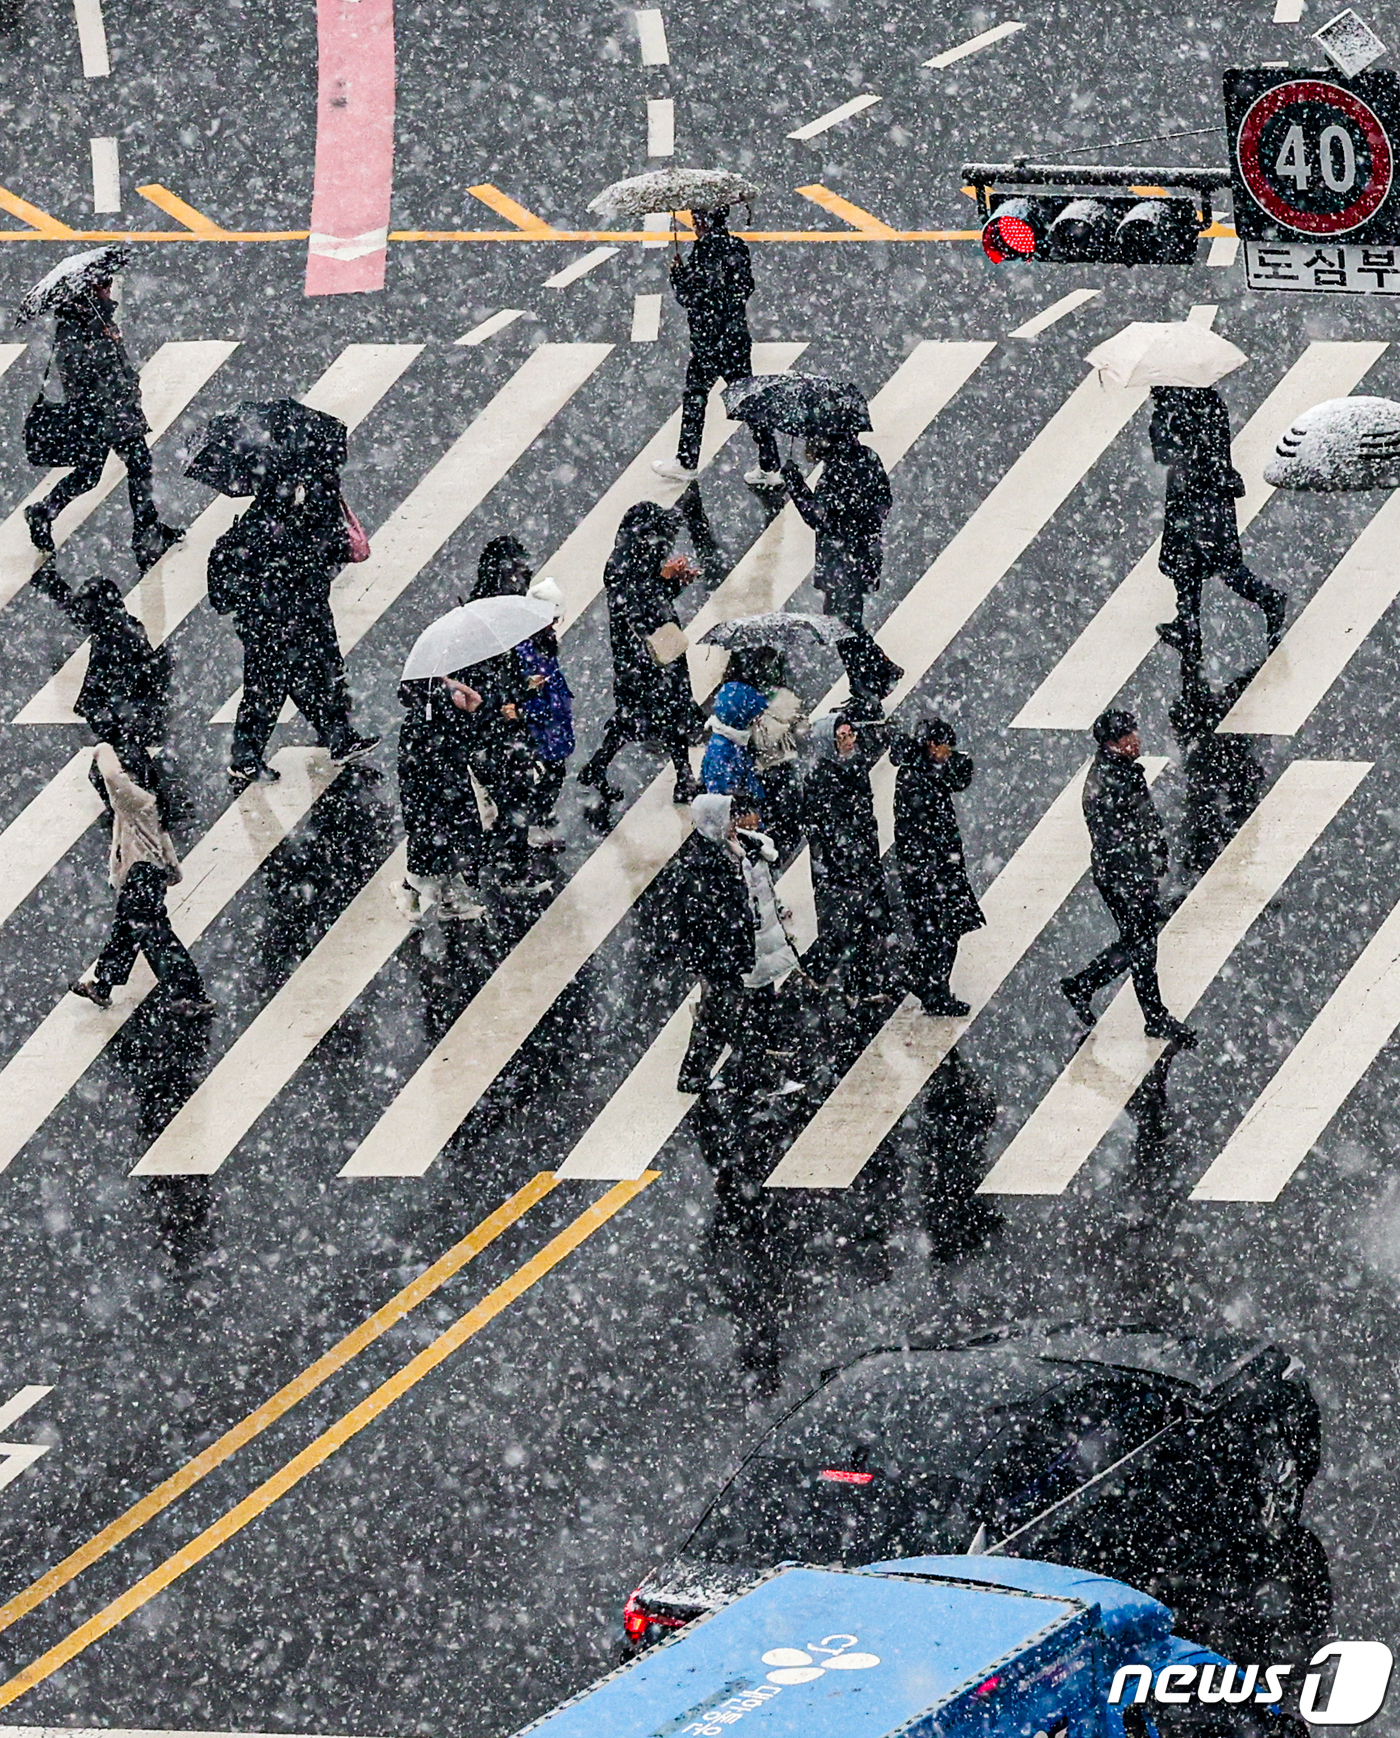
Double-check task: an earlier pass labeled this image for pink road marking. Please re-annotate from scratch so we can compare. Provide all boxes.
[305,0,396,296]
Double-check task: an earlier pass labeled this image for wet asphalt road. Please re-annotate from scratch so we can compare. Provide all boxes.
[1,0,1400,1733]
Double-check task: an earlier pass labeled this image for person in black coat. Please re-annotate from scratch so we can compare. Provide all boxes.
[673,794,762,1092]
[892,718,984,1017]
[395,672,487,921]
[30,567,169,758]
[1060,709,1196,1046]
[24,280,183,573]
[800,713,899,1003]
[652,206,782,488]
[469,534,532,601]
[209,472,377,785]
[1151,386,1285,661]
[578,501,704,808]
[462,650,550,894]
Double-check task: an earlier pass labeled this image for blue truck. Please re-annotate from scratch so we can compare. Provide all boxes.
[512,1556,1294,1738]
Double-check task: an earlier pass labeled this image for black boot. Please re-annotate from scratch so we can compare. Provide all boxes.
[24,502,54,553]
[1060,974,1097,1027]
[578,759,624,805]
[134,522,184,574]
[1261,586,1287,653]
[921,983,971,1017]
[1144,1012,1198,1048]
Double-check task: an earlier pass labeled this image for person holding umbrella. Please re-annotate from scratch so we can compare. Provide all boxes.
[651,206,782,488]
[578,501,704,809]
[891,718,983,1017]
[19,251,183,574]
[395,670,488,924]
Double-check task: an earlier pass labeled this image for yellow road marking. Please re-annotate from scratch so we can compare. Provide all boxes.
[0,1174,654,1709]
[136,183,237,238]
[467,183,562,236]
[796,184,900,237]
[0,1171,558,1640]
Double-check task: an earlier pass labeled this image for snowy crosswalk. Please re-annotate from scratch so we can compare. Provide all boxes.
[0,318,1396,1212]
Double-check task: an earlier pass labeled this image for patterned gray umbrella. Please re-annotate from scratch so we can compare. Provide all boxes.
[587,168,760,222]
[16,244,130,325]
[700,612,851,652]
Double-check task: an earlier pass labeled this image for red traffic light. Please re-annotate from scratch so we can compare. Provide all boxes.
[982,210,1039,262]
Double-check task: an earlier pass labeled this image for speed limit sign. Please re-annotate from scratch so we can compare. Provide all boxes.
[1225,67,1400,242]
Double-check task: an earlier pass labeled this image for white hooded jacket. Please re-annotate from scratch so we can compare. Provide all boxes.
[737,827,798,988]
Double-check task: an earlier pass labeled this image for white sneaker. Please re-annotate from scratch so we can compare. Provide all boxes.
[652,457,698,482]
[527,824,566,851]
[394,878,433,922]
[744,467,784,488]
[438,874,486,920]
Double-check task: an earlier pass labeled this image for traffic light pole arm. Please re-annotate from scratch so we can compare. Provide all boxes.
[962,162,1232,225]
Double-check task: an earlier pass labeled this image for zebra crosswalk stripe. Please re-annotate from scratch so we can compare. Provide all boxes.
[977,761,1371,1197]
[0,341,239,613]
[0,753,106,932]
[1191,892,1400,1202]
[16,344,424,725]
[1010,341,1388,731]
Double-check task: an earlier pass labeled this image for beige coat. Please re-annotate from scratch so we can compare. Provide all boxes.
[94,743,182,890]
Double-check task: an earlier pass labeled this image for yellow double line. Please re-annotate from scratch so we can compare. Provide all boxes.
[0,1170,654,1707]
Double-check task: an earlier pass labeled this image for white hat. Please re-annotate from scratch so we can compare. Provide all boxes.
[527,575,563,617]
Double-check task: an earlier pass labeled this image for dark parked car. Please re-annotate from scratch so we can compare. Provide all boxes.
[623,1324,1323,1651]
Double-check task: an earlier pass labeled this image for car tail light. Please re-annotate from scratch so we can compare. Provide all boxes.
[623,1589,687,1642]
[819,1468,874,1484]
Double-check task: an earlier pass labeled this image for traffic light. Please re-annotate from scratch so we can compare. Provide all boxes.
[980,193,1201,264]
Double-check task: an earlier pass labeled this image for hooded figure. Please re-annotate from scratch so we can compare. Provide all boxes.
[394,672,488,922]
[891,718,984,1016]
[515,574,574,848]
[653,206,782,487]
[578,501,704,807]
[701,680,768,805]
[470,534,533,601]
[70,741,210,1014]
[1151,385,1286,660]
[31,567,169,754]
[24,281,183,574]
[800,713,898,1003]
[209,472,376,784]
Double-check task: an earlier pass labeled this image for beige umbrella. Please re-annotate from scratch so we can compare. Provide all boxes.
[1085,322,1248,389]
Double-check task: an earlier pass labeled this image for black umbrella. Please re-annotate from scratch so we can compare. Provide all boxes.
[722,373,872,437]
[700,611,851,653]
[185,399,349,497]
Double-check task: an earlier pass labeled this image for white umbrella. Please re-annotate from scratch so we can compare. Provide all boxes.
[587,168,760,223]
[1084,322,1248,389]
[1263,396,1400,491]
[17,244,130,325]
[402,595,556,680]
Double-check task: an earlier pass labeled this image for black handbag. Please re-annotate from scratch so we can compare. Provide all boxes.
[23,396,88,466]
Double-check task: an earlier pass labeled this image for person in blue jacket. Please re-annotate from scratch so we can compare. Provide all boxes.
[516,576,574,850]
[701,681,767,808]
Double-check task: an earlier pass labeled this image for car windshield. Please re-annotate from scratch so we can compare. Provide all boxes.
[687,1349,1063,1567]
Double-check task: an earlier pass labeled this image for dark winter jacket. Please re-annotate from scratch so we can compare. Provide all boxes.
[51,294,147,449]
[31,568,168,745]
[601,501,701,739]
[208,477,351,626]
[1083,747,1168,891]
[1151,387,1245,581]
[783,438,892,599]
[397,678,483,875]
[802,717,885,887]
[891,737,984,936]
[672,794,756,985]
[670,231,755,371]
[516,631,574,762]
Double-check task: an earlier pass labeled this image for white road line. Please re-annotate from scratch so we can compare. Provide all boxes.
[455,309,530,346]
[71,0,110,76]
[1207,235,1240,267]
[1186,304,1218,326]
[787,93,882,142]
[209,344,613,723]
[1012,341,1387,731]
[1009,289,1100,340]
[544,247,620,289]
[0,1386,52,1435]
[978,760,1369,1197]
[0,345,25,382]
[647,97,675,158]
[1191,893,1400,1201]
[354,348,1142,1183]
[0,341,238,614]
[0,1442,50,1493]
[550,342,807,632]
[764,760,1164,1190]
[0,751,341,1176]
[1274,0,1305,20]
[924,20,1026,68]
[631,293,662,342]
[643,214,672,250]
[1219,487,1400,735]
[634,7,670,63]
[89,137,120,213]
[0,753,104,931]
[685,339,996,693]
[19,345,422,725]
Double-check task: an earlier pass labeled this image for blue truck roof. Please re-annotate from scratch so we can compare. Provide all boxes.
[513,1561,1145,1738]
